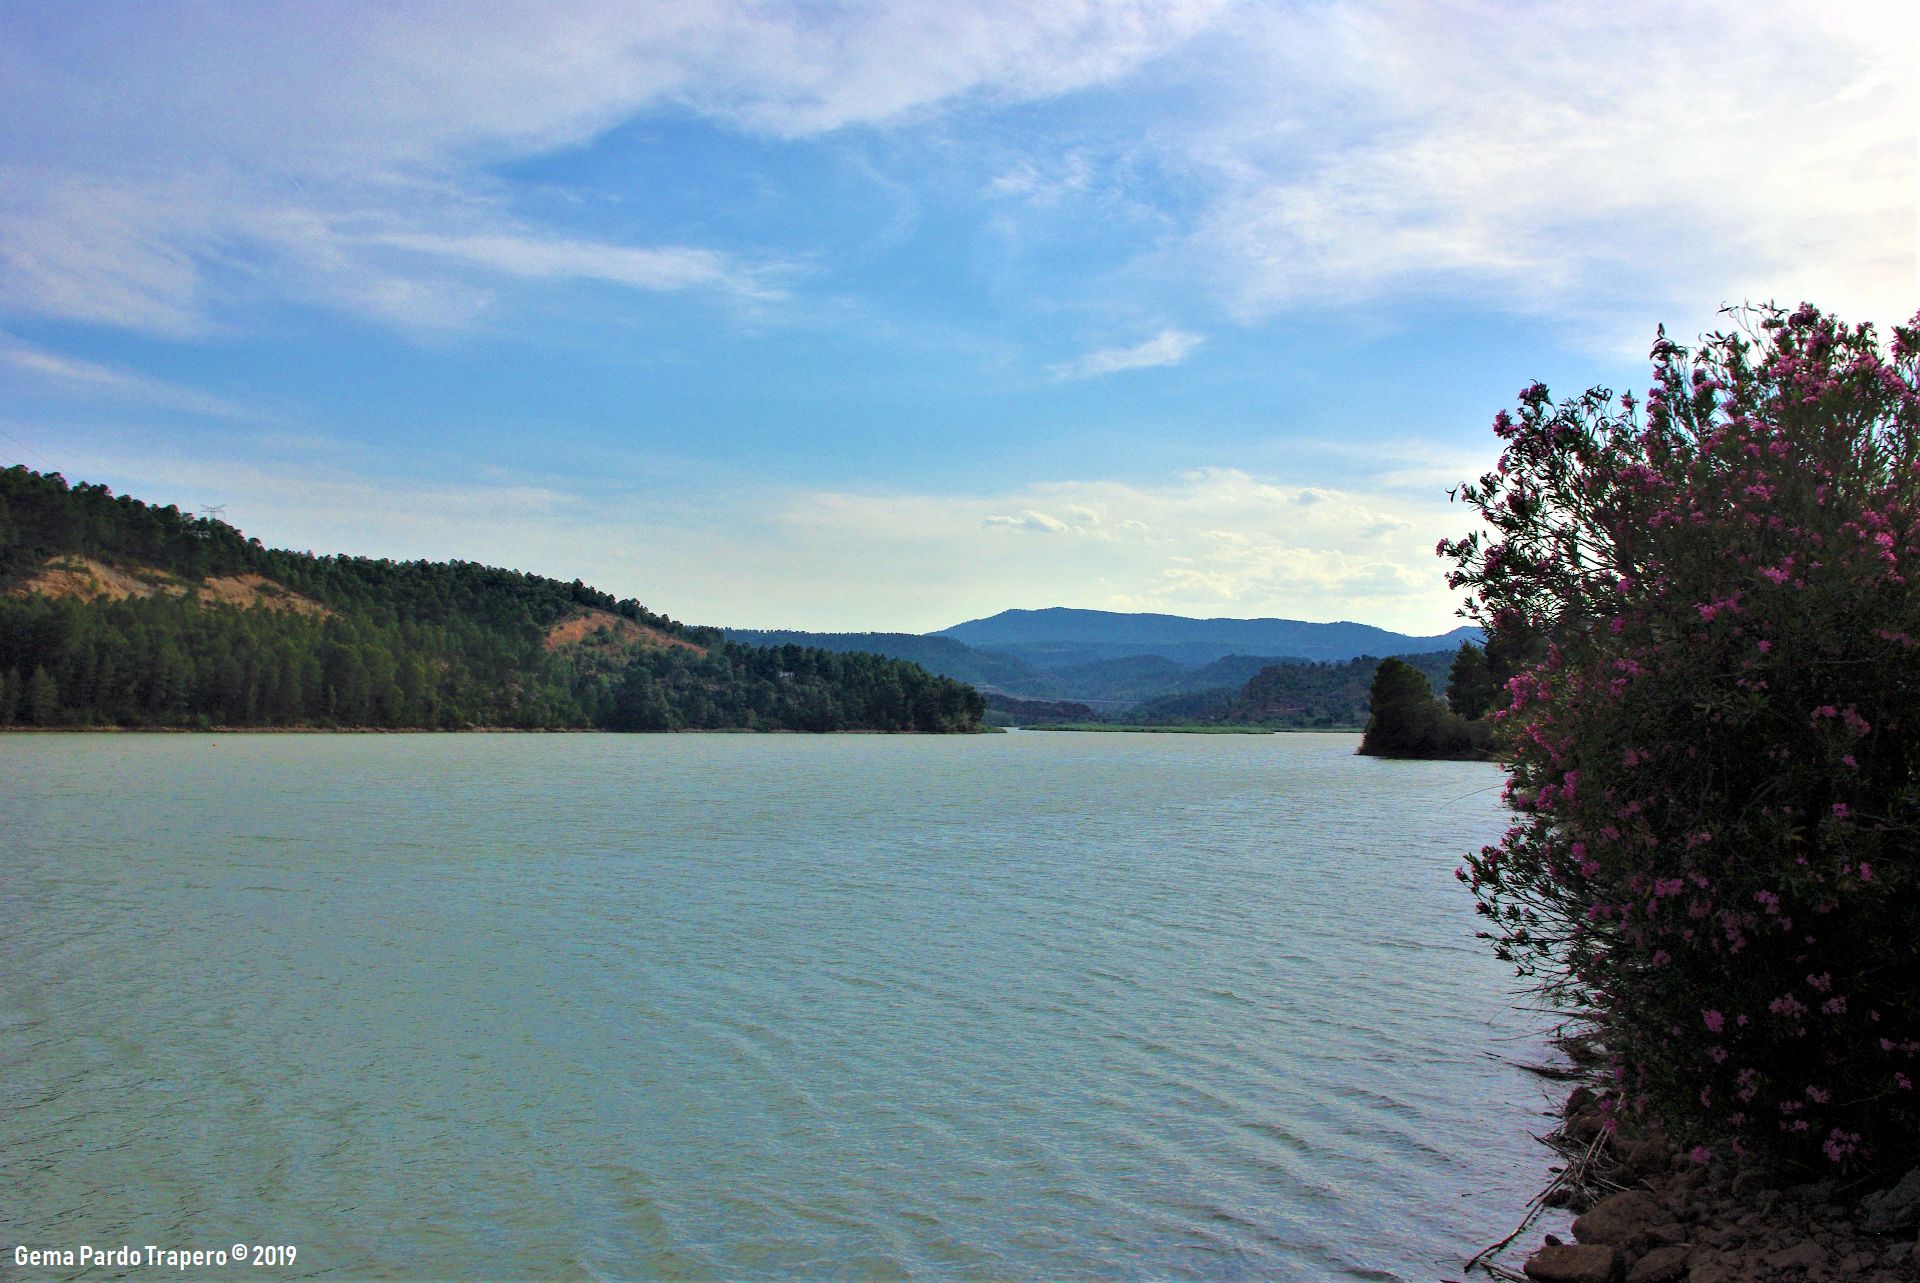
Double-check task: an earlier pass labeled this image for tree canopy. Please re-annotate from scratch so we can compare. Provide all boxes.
[1357,657,1481,758]
[0,466,984,734]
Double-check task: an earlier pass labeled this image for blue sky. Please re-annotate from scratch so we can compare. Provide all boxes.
[0,2,1913,633]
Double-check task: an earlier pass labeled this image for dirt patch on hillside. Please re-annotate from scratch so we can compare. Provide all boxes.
[12,557,162,602]
[543,609,706,655]
[9,556,330,616]
[197,573,330,616]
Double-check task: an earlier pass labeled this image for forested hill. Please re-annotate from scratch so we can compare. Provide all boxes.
[1126,651,1455,728]
[0,466,984,732]
[723,628,1053,695]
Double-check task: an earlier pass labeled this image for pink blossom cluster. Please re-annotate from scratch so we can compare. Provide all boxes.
[1443,304,1920,1171]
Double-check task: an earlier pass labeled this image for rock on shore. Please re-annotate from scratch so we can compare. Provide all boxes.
[1514,1089,1918,1282]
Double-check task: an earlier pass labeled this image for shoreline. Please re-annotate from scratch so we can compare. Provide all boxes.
[1013,721,1363,734]
[0,724,997,736]
[3,722,1385,737]
[1491,1059,1919,1281]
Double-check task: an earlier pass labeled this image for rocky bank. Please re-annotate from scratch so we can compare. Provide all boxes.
[1495,1084,1920,1283]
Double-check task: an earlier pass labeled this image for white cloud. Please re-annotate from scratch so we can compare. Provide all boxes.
[0,2,1224,336]
[369,232,781,299]
[986,151,1099,206]
[773,466,1470,631]
[4,1,1900,349]
[0,176,212,336]
[1050,328,1204,379]
[1170,0,1917,335]
[983,510,1075,533]
[0,334,259,419]
[46,434,1475,635]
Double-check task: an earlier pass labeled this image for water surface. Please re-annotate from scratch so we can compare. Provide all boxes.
[2,732,1554,1280]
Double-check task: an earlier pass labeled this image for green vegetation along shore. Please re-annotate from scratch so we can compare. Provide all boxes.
[0,466,984,733]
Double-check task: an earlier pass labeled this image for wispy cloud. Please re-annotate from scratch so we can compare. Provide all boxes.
[0,176,212,336]
[983,510,1075,533]
[0,334,260,419]
[0,3,1222,337]
[3,2,1901,349]
[370,232,785,300]
[1169,1,1916,336]
[46,433,1475,634]
[1050,328,1203,380]
[776,466,1470,630]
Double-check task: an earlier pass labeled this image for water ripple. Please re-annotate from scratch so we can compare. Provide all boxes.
[2,731,1563,1280]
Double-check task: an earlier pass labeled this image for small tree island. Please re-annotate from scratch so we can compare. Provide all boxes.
[1355,637,1532,759]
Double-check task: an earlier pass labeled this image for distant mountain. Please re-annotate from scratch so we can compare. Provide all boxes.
[935,607,1481,670]
[1042,654,1187,703]
[1096,654,1345,721]
[717,632,1346,709]
[723,629,1058,697]
[723,615,1481,711]
[1164,653,1318,694]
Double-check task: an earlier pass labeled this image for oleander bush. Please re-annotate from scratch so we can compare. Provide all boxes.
[1442,303,1920,1171]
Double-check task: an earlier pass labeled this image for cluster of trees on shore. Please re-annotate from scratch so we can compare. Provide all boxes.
[1446,304,1920,1177]
[978,649,1494,731]
[1356,632,1541,758]
[0,466,983,733]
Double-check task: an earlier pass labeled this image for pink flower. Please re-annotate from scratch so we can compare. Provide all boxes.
[1703,1010,1726,1033]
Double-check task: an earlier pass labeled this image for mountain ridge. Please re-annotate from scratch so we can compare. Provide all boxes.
[727,612,1481,713]
[934,606,1480,666]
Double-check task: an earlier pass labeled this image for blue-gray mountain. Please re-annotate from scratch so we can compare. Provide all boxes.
[727,609,1480,718]
[935,607,1480,668]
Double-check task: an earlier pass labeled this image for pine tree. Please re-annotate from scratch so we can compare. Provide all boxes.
[23,665,60,726]
[1445,642,1497,719]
